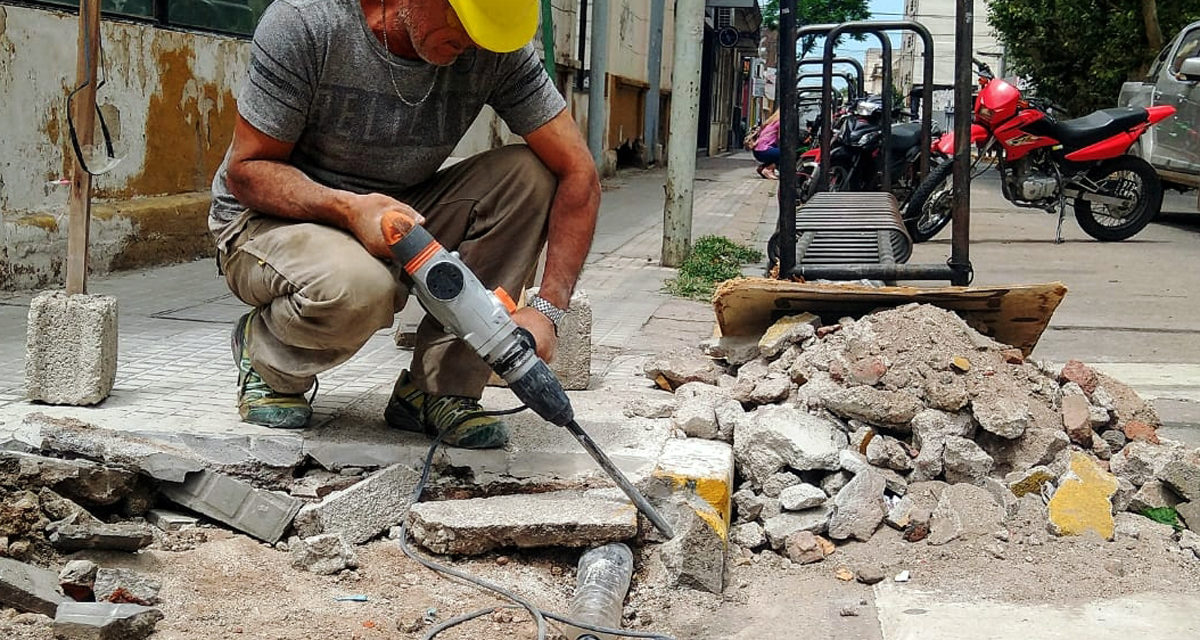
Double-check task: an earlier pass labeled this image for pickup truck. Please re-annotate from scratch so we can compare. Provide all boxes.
[1119,21,1200,194]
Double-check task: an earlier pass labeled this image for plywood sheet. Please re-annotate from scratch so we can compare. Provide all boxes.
[713,278,1068,356]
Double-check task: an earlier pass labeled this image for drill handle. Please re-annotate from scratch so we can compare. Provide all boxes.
[382,210,436,274]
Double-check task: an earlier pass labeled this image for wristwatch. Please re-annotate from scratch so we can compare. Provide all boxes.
[526,294,568,334]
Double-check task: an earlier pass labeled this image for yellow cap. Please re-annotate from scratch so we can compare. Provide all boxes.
[448,0,540,53]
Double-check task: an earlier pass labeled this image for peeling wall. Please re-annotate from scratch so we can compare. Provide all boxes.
[0,5,246,215]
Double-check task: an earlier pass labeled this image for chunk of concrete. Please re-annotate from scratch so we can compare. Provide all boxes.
[648,438,736,532]
[972,392,1030,439]
[145,509,198,533]
[93,569,160,606]
[758,313,820,358]
[865,434,913,471]
[784,531,835,564]
[1109,441,1175,487]
[1006,466,1056,498]
[763,506,833,549]
[535,289,591,390]
[928,483,1006,545]
[1060,395,1094,447]
[289,533,358,575]
[733,405,845,485]
[643,349,724,390]
[25,291,117,405]
[53,602,163,640]
[942,436,994,485]
[779,483,827,511]
[1048,452,1119,540]
[29,416,205,483]
[670,383,725,440]
[748,377,792,405]
[58,560,98,602]
[161,469,301,543]
[292,463,420,544]
[49,523,154,552]
[729,522,766,549]
[828,471,887,542]
[703,335,760,367]
[408,490,637,555]
[1160,452,1200,502]
[0,451,135,507]
[1177,501,1200,532]
[822,387,922,429]
[761,471,802,499]
[0,557,66,616]
[1128,480,1180,513]
[658,496,726,594]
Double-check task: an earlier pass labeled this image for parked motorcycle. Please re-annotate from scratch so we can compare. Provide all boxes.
[904,59,1176,243]
[798,98,937,209]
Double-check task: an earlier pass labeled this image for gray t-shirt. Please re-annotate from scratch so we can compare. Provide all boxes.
[209,0,566,235]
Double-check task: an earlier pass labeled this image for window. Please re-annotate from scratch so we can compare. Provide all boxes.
[22,0,272,37]
[1170,29,1200,75]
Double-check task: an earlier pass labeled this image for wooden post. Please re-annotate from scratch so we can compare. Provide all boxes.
[66,0,101,295]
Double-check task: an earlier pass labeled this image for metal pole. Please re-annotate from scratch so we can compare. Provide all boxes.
[950,0,973,286]
[66,0,101,295]
[586,0,609,171]
[799,57,866,101]
[662,0,705,267]
[776,4,799,278]
[539,0,556,77]
[643,0,665,166]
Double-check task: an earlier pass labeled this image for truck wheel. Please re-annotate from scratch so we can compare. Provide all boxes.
[1073,155,1162,241]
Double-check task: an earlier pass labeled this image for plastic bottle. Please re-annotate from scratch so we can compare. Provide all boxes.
[565,542,635,640]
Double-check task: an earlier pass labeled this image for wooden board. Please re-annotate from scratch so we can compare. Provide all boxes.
[713,278,1068,356]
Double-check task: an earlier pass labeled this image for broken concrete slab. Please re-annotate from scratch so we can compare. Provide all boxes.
[670,382,725,440]
[702,335,761,367]
[292,463,419,545]
[657,495,726,594]
[58,560,98,602]
[26,415,205,483]
[1049,452,1119,540]
[0,451,136,507]
[623,392,675,419]
[1160,452,1200,502]
[1109,441,1176,487]
[821,386,922,430]
[972,391,1031,439]
[25,291,118,406]
[49,523,154,552]
[979,427,1070,475]
[408,489,637,555]
[758,313,820,358]
[145,509,198,533]
[1128,480,1180,513]
[762,506,833,549]
[748,377,791,405]
[0,557,66,616]
[643,349,725,390]
[53,602,163,640]
[828,471,887,542]
[290,533,358,575]
[733,405,845,485]
[161,469,301,544]
[928,483,1006,546]
[93,568,160,606]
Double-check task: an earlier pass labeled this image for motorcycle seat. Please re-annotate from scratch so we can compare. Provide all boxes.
[887,122,923,152]
[1039,108,1148,149]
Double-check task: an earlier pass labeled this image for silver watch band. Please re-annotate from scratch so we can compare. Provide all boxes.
[527,294,568,328]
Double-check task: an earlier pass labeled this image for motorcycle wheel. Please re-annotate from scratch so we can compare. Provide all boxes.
[903,159,956,243]
[1073,155,1161,242]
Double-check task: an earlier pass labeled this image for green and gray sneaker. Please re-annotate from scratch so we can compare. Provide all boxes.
[231,311,312,429]
[385,370,509,449]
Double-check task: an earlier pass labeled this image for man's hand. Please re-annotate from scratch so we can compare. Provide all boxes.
[345,193,425,260]
[512,307,557,364]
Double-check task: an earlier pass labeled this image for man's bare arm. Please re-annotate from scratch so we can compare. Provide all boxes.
[523,110,601,310]
[225,115,421,258]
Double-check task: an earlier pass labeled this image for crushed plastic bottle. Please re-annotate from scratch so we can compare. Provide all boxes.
[566,542,634,640]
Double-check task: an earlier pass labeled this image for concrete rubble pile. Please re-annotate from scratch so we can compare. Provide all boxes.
[639,303,1200,578]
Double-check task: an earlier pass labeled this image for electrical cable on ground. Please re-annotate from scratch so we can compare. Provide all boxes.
[394,406,676,640]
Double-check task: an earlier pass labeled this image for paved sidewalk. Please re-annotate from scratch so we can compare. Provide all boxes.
[0,154,776,482]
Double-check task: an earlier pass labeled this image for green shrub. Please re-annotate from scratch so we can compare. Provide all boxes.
[664,236,763,301]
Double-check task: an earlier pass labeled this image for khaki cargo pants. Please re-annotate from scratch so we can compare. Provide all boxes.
[218,145,555,399]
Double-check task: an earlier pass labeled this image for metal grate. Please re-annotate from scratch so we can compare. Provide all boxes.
[793,192,913,267]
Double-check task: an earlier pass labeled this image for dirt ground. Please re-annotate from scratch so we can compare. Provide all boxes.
[5,505,1200,640]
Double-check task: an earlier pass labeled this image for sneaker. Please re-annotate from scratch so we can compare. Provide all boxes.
[231,311,312,429]
[385,370,509,449]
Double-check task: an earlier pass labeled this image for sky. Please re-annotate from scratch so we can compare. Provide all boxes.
[821,0,906,64]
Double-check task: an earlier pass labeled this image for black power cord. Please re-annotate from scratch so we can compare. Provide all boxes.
[394,406,676,640]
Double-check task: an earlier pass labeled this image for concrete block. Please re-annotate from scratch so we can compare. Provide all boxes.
[145,509,198,532]
[160,469,301,543]
[658,495,726,594]
[54,602,163,640]
[25,291,117,405]
[58,560,99,602]
[292,463,420,544]
[408,489,637,555]
[30,416,205,483]
[541,289,592,391]
[649,437,736,533]
[49,523,154,552]
[289,533,358,575]
[0,557,66,616]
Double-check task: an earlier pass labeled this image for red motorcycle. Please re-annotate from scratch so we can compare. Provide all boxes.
[904,59,1176,242]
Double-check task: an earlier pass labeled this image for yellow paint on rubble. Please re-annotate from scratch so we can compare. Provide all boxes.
[1009,468,1056,497]
[1048,452,1119,540]
[757,313,820,353]
[653,471,731,541]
